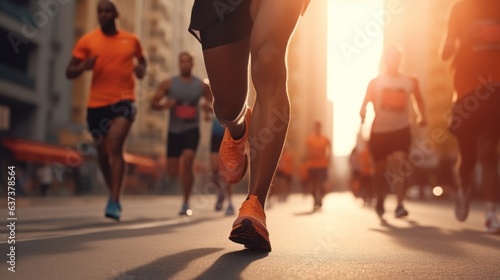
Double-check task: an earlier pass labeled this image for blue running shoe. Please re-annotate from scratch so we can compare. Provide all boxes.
[105,200,121,221]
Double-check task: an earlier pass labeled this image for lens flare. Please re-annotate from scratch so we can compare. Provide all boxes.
[432,186,444,197]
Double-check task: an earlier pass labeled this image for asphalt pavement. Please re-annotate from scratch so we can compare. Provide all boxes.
[0,192,499,280]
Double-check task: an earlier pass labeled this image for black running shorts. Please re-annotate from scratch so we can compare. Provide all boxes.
[167,128,200,158]
[369,126,411,163]
[189,0,253,50]
[86,100,136,138]
[449,85,500,140]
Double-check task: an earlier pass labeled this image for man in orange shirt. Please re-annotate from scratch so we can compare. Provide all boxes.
[442,0,500,232]
[305,121,331,211]
[66,0,147,221]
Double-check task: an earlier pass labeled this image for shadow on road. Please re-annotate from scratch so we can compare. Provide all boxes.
[119,247,223,280]
[370,219,500,257]
[195,249,269,280]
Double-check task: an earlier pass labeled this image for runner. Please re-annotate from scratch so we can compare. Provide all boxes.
[151,52,212,216]
[441,0,500,232]
[66,0,147,221]
[189,0,310,251]
[359,45,427,219]
[305,121,331,211]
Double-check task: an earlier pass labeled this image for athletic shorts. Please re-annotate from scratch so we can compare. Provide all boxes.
[369,126,411,163]
[167,128,200,158]
[86,100,136,138]
[189,0,253,50]
[449,85,500,140]
[275,170,293,183]
[308,168,327,184]
[210,134,223,153]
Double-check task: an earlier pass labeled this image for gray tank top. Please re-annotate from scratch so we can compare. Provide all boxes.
[371,74,415,133]
[168,76,204,133]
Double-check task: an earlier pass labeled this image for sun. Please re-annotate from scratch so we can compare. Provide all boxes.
[327,0,384,156]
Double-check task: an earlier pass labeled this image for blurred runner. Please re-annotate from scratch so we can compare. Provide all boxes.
[305,121,331,211]
[299,158,310,196]
[37,162,53,197]
[441,0,500,232]
[349,133,374,206]
[151,52,212,216]
[66,0,147,221]
[189,0,310,251]
[359,45,427,219]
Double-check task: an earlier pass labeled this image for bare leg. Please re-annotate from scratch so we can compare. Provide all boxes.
[95,137,112,191]
[373,158,388,216]
[478,134,500,205]
[181,150,196,205]
[106,118,132,202]
[394,152,408,206]
[203,39,250,138]
[248,0,304,207]
[454,134,477,221]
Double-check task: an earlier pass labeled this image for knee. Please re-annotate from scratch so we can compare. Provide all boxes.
[252,45,285,82]
[214,103,244,124]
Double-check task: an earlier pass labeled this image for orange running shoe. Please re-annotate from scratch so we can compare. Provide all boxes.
[229,195,271,251]
[219,108,251,184]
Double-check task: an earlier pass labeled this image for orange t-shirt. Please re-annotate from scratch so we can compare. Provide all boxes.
[277,150,294,175]
[72,29,144,108]
[306,134,330,168]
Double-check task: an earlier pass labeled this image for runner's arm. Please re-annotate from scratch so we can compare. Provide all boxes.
[134,56,147,79]
[441,5,459,61]
[66,56,96,79]
[359,79,375,123]
[411,77,427,126]
[151,80,175,110]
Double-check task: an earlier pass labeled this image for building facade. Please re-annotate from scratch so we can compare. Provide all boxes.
[0,0,77,142]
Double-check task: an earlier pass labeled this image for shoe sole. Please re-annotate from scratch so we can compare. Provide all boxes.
[105,213,120,221]
[229,218,271,252]
[395,212,408,218]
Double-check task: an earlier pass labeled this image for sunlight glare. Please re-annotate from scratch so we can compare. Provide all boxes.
[328,0,384,156]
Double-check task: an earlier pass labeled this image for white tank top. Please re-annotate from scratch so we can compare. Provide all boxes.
[371,74,415,133]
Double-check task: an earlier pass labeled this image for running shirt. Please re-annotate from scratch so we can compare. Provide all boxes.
[72,29,144,108]
[370,74,415,133]
[168,76,204,134]
[448,0,500,97]
[306,134,330,169]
